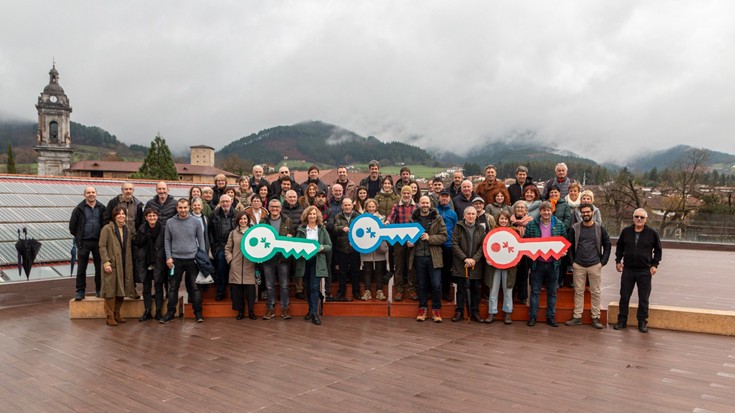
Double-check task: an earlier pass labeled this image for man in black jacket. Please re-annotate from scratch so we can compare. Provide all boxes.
[507,166,535,205]
[358,160,383,198]
[614,208,663,333]
[103,182,143,232]
[208,194,236,301]
[565,203,611,329]
[69,186,105,300]
[144,182,177,227]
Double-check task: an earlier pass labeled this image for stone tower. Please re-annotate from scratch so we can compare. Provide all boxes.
[190,145,215,166]
[35,64,73,176]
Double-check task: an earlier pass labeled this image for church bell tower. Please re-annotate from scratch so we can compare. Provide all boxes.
[35,64,73,176]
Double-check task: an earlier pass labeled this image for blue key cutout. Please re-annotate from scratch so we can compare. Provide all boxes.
[348,214,424,254]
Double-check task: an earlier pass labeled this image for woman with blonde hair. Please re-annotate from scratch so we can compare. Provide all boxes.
[294,206,332,325]
[572,190,602,225]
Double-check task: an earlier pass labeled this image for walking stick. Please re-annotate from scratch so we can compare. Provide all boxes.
[465,265,473,324]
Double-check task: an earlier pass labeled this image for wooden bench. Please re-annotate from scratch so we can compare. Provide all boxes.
[607,301,735,336]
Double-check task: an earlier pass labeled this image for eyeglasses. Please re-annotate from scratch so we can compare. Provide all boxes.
[634,216,646,219]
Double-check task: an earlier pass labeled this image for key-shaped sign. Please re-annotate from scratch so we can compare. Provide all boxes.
[483,227,570,269]
[348,214,424,254]
[241,224,320,263]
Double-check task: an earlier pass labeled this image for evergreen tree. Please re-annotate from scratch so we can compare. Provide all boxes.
[131,134,178,180]
[6,143,16,174]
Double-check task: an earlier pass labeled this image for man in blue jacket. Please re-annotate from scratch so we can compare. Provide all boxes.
[524,201,567,327]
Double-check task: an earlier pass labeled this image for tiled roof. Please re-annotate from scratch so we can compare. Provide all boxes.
[69,160,237,177]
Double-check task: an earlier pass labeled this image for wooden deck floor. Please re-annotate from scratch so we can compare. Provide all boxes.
[1,301,734,412]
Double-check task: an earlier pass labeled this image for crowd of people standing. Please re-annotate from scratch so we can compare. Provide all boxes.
[70,161,661,332]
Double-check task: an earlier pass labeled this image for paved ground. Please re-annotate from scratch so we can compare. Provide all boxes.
[600,248,734,312]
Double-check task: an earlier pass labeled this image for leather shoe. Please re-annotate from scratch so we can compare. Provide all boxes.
[159,312,175,324]
[74,290,85,301]
[613,321,627,330]
[249,313,257,320]
[304,313,312,320]
[311,314,321,325]
[546,319,559,327]
[527,318,536,327]
[638,321,649,333]
[451,313,463,322]
[471,313,483,323]
[139,311,152,322]
[236,311,244,320]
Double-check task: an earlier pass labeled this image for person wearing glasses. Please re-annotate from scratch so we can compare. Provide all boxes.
[613,208,662,333]
[270,166,303,197]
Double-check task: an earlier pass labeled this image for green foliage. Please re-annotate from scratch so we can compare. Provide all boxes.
[6,143,16,174]
[128,144,149,155]
[70,122,120,147]
[131,134,178,180]
[462,162,481,176]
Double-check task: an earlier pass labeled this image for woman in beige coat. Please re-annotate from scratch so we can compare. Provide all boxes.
[99,206,135,326]
[225,210,257,320]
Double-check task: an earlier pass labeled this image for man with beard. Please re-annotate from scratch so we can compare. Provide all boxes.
[565,203,611,329]
[333,165,357,200]
[410,196,447,322]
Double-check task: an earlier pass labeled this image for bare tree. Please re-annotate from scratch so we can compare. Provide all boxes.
[658,148,708,238]
[601,167,645,220]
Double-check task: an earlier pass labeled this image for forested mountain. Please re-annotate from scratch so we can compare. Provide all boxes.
[626,144,735,174]
[0,118,146,162]
[217,121,436,165]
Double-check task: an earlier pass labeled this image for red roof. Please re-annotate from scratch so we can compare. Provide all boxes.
[70,160,236,177]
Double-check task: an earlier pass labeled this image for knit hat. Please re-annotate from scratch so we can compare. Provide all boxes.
[401,186,412,195]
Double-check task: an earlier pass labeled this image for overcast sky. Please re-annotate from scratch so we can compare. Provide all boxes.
[1,1,734,164]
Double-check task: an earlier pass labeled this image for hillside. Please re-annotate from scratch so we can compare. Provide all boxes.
[0,119,146,163]
[626,144,735,174]
[217,121,436,166]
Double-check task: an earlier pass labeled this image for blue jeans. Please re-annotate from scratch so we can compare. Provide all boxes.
[303,258,321,315]
[214,249,229,298]
[529,261,557,321]
[489,269,513,315]
[263,260,290,310]
[414,255,442,310]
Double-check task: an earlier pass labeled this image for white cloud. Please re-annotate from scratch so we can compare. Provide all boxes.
[1,1,734,164]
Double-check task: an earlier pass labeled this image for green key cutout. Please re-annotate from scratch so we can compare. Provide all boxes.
[241,224,320,263]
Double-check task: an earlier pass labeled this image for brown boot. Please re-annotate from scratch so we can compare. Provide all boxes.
[114,297,126,323]
[104,298,117,326]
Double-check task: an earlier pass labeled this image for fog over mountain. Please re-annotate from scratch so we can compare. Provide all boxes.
[2,1,734,164]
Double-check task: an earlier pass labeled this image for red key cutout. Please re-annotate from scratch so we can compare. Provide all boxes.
[483,227,570,269]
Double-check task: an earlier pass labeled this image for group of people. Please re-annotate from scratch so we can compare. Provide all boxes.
[70,161,662,332]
